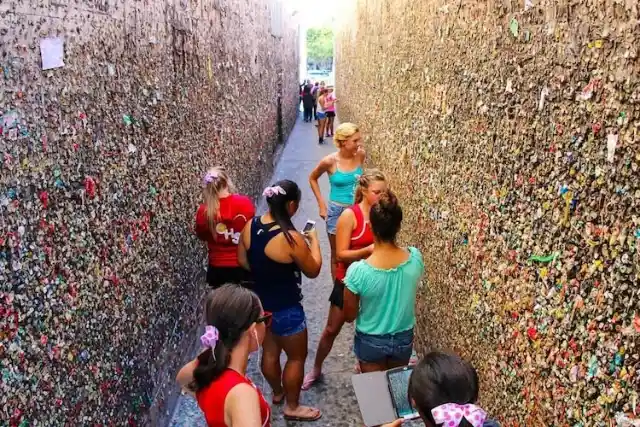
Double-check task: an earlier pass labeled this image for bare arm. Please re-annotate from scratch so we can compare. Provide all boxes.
[225,383,263,427]
[308,156,333,220]
[290,230,322,278]
[335,210,373,263]
[343,287,360,323]
[357,147,366,164]
[237,221,251,271]
[176,358,198,390]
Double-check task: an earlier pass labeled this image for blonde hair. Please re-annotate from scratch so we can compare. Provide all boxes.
[354,168,388,204]
[203,166,235,233]
[334,122,359,148]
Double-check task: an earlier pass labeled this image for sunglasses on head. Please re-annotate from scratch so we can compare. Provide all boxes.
[256,311,272,327]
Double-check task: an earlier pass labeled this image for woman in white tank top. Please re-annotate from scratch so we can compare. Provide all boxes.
[316,88,328,144]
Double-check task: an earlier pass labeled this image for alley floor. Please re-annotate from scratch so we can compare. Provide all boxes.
[169,116,364,426]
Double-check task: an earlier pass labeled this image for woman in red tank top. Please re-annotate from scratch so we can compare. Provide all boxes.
[194,167,256,288]
[303,169,388,389]
[176,284,273,426]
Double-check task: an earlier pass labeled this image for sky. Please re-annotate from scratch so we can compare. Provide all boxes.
[284,0,340,27]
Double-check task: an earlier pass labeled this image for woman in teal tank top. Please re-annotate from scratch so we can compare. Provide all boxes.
[309,122,366,281]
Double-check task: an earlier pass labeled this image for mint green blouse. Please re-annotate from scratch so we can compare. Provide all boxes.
[344,247,424,335]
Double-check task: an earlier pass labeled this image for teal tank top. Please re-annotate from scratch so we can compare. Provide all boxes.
[328,166,363,205]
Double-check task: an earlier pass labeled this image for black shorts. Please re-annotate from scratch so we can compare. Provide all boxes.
[329,279,345,309]
[206,266,252,289]
[326,111,336,118]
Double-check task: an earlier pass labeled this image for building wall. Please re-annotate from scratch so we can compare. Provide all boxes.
[0,0,298,424]
[336,0,639,424]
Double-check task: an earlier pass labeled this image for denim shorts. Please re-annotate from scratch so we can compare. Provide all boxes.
[354,329,414,363]
[317,111,326,119]
[329,279,344,309]
[270,304,307,337]
[326,202,347,235]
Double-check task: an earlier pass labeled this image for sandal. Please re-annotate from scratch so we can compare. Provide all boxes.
[302,371,323,390]
[283,406,322,422]
[272,392,285,405]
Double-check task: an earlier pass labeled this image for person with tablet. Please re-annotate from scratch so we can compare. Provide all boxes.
[408,352,500,427]
[352,352,500,426]
[343,190,424,373]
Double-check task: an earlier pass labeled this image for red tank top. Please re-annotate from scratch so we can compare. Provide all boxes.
[335,204,374,281]
[196,369,271,427]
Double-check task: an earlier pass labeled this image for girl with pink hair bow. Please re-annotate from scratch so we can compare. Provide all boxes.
[384,352,500,427]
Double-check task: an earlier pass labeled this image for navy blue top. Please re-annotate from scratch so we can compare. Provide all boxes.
[246,217,302,312]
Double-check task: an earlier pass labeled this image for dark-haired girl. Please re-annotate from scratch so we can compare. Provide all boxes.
[176,284,272,427]
[238,180,322,422]
[407,352,500,427]
[343,190,424,373]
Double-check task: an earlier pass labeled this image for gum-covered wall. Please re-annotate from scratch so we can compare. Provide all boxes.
[336,0,639,424]
[0,0,299,424]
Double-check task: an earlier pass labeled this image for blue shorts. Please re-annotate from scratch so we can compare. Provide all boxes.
[354,329,414,363]
[317,111,326,119]
[270,304,307,337]
[326,202,347,235]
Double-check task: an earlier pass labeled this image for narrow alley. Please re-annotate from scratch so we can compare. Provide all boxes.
[1,0,638,426]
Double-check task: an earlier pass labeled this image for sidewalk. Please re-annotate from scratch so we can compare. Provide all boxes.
[169,116,363,426]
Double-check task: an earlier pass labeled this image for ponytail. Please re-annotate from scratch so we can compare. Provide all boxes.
[191,284,261,391]
[263,179,302,246]
[202,167,235,234]
[354,168,387,204]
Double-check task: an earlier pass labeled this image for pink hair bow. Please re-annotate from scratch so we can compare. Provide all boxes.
[262,185,286,198]
[203,171,219,186]
[200,325,220,356]
[431,403,487,427]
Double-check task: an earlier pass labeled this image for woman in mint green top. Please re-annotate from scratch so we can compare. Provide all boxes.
[343,190,425,373]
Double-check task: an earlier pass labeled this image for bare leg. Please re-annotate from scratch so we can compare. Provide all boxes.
[277,329,322,420]
[328,116,335,136]
[303,305,345,389]
[328,233,337,282]
[359,360,388,373]
[261,329,284,402]
[317,118,326,141]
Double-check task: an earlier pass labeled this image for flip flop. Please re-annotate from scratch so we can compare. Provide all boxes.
[283,408,322,422]
[301,372,323,390]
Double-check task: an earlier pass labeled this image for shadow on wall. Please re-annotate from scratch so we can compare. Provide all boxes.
[0,0,298,425]
[336,0,639,425]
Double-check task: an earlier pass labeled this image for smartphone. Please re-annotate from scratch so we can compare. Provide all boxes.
[302,220,316,234]
[386,366,419,420]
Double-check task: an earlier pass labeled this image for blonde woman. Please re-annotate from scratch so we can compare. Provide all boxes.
[303,169,388,389]
[316,88,328,144]
[194,167,255,288]
[309,122,366,281]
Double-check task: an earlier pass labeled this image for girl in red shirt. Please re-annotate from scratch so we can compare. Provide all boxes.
[195,167,256,288]
[303,169,388,389]
[176,284,273,427]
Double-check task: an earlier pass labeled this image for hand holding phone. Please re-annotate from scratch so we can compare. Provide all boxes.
[302,220,316,234]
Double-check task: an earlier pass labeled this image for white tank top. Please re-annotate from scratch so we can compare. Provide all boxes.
[317,96,325,113]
